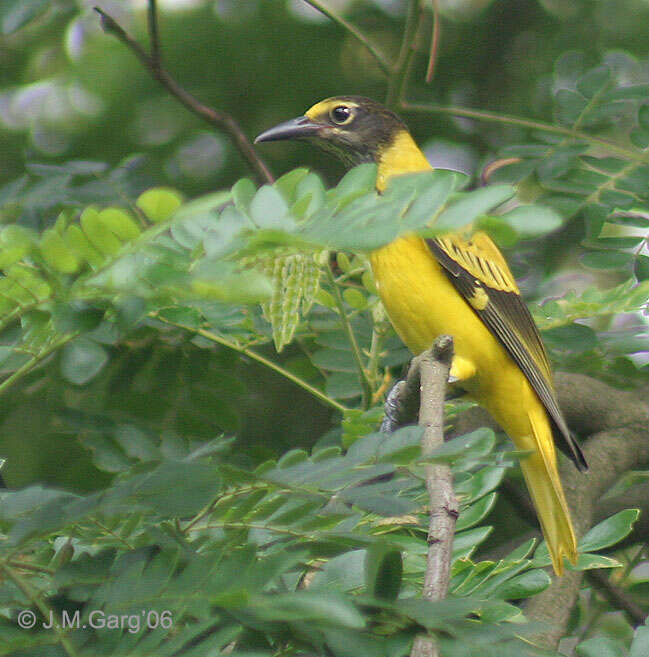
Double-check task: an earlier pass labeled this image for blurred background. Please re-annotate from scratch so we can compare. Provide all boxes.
[1,0,648,490]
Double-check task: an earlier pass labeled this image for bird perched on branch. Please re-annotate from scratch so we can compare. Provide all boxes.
[256,96,587,576]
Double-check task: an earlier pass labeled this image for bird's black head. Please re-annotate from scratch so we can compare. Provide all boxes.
[255,96,408,167]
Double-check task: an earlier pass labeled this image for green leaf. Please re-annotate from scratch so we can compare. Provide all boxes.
[112,424,160,462]
[40,228,80,274]
[629,626,649,657]
[578,509,640,552]
[569,553,622,570]
[376,425,423,464]
[52,303,104,333]
[81,207,122,256]
[311,348,357,372]
[250,592,366,629]
[491,569,551,599]
[501,205,563,237]
[365,545,403,601]
[434,185,515,231]
[630,128,649,149]
[325,371,362,399]
[454,466,505,503]
[275,168,310,202]
[576,637,628,657]
[342,288,367,310]
[339,483,415,516]
[232,178,257,214]
[576,66,611,98]
[97,208,141,241]
[60,338,109,386]
[543,323,598,353]
[191,260,272,303]
[136,187,183,223]
[249,185,294,230]
[294,173,327,219]
[455,492,497,531]
[639,104,649,131]
[555,88,588,124]
[452,526,493,558]
[604,470,649,498]
[635,255,649,281]
[507,538,537,562]
[425,428,496,464]
[397,170,461,230]
[581,251,633,271]
[331,163,378,202]
[65,224,104,268]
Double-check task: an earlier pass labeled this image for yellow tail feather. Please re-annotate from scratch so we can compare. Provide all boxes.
[521,407,578,576]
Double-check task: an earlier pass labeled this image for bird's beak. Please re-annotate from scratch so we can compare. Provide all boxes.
[255,115,321,143]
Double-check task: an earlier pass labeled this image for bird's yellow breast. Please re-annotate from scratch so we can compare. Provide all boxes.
[370,235,493,361]
[369,235,536,437]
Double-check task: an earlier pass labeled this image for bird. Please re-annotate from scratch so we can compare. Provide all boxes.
[255,95,587,576]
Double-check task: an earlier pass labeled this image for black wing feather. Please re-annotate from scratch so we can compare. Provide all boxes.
[426,238,588,471]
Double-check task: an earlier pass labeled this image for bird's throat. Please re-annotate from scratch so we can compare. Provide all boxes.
[375,130,432,192]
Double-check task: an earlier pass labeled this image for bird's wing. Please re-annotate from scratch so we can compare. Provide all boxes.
[427,232,587,470]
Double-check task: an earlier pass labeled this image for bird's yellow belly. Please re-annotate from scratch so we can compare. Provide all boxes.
[370,235,536,437]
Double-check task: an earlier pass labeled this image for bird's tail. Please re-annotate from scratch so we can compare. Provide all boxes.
[519,406,578,576]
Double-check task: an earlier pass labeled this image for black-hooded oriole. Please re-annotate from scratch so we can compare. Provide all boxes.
[256,96,587,575]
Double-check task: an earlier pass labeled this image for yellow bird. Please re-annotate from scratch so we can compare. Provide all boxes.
[256,96,587,575]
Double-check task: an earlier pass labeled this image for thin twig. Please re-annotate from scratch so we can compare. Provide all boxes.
[7,559,55,575]
[302,0,391,75]
[480,157,522,186]
[400,101,649,165]
[0,560,80,657]
[401,336,457,657]
[147,0,161,65]
[0,334,76,397]
[386,0,420,110]
[325,264,373,409]
[93,6,273,185]
[425,0,441,84]
[152,314,349,413]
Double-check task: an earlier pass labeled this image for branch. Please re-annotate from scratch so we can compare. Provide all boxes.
[325,264,373,409]
[302,0,391,75]
[147,0,161,64]
[400,101,649,165]
[152,313,349,414]
[387,368,649,648]
[385,0,420,110]
[425,0,441,84]
[417,337,458,598]
[93,4,274,185]
[385,336,457,657]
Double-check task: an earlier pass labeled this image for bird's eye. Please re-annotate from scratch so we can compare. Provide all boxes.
[330,105,353,125]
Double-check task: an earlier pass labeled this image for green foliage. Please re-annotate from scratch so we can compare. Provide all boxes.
[0,157,645,654]
[1,2,649,655]
[0,425,555,657]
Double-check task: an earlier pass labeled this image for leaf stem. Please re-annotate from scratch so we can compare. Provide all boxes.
[152,314,349,413]
[94,5,273,185]
[0,334,76,398]
[325,265,373,409]
[425,0,441,84]
[386,0,420,110]
[0,559,80,657]
[400,101,649,164]
[302,0,391,75]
